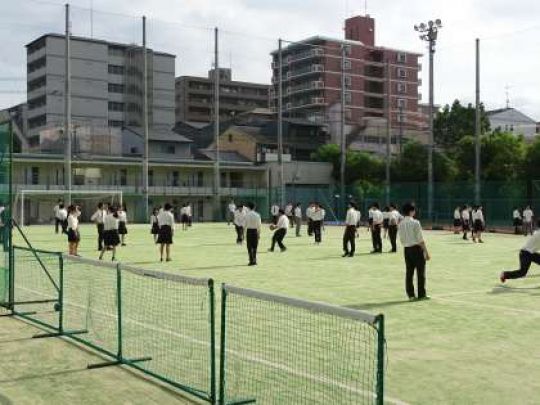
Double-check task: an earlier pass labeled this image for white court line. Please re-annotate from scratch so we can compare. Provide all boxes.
[15,284,408,405]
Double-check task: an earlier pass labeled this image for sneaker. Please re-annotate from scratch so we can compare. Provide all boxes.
[342,252,349,258]
[166,258,172,262]
[348,253,354,257]
[499,272,506,283]
[280,247,287,252]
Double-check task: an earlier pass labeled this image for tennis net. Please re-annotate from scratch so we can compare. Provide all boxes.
[219,285,385,405]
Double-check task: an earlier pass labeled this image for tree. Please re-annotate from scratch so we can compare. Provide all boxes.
[524,137,540,180]
[434,100,490,147]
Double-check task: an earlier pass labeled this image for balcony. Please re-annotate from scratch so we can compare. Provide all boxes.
[288,48,325,64]
[287,64,324,80]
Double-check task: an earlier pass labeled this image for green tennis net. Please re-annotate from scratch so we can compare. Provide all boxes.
[220,285,385,405]
[0,121,11,309]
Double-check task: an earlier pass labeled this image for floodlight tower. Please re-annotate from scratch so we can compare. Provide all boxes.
[415,19,442,222]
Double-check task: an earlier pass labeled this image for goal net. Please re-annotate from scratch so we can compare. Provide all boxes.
[15,190,123,226]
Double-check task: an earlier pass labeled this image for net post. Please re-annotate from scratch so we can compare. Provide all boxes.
[58,253,64,333]
[209,279,217,405]
[116,263,123,361]
[218,284,227,405]
[375,314,385,405]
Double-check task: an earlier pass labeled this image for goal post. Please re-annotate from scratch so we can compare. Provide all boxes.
[17,189,123,226]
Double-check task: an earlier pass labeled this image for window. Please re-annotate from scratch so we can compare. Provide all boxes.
[397,53,407,63]
[345,92,352,105]
[172,171,179,187]
[31,167,39,185]
[108,46,125,57]
[397,82,407,93]
[228,134,233,142]
[27,57,46,73]
[342,59,352,70]
[108,64,125,75]
[397,113,406,123]
[197,172,204,187]
[149,170,154,187]
[28,114,46,129]
[108,120,124,127]
[108,101,124,112]
[397,98,407,108]
[28,76,46,92]
[345,109,352,120]
[162,144,175,154]
[344,76,352,88]
[28,95,46,110]
[28,38,46,55]
[343,44,352,56]
[397,68,407,78]
[108,83,124,93]
[119,169,127,186]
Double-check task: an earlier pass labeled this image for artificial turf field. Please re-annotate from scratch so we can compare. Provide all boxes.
[5,222,540,404]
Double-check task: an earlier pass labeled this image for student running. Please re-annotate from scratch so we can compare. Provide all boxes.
[500,230,540,283]
[99,205,119,261]
[269,209,288,252]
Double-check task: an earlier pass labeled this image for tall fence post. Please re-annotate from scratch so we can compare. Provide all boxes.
[209,279,216,404]
[58,253,64,333]
[218,285,227,405]
[116,263,123,361]
[376,314,385,405]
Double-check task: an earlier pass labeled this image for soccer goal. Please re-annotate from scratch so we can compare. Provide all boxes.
[15,190,123,226]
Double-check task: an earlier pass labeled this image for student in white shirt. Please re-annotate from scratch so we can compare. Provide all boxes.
[370,203,384,254]
[186,202,193,227]
[501,230,540,283]
[180,204,189,231]
[398,202,431,300]
[285,203,293,228]
[471,205,485,243]
[306,202,314,236]
[57,204,68,235]
[53,199,63,234]
[157,203,175,262]
[523,205,534,236]
[461,205,471,240]
[388,203,402,253]
[270,203,280,225]
[150,208,159,243]
[245,202,262,266]
[66,205,80,256]
[233,204,246,244]
[117,204,128,246]
[343,202,360,257]
[311,203,325,244]
[453,206,462,234]
[293,203,302,237]
[99,206,120,261]
[269,209,289,252]
[90,202,107,251]
[382,206,390,240]
[227,199,236,226]
[512,207,522,235]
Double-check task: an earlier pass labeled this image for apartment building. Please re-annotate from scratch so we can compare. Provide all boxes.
[26,34,176,148]
[175,68,269,124]
[269,15,423,145]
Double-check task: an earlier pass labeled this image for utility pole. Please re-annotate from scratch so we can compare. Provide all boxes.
[398,104,404,155]
[385,59,391,206]
[142,16,149,220]
[340,44,347,217]
[64,3,72,205]
[214,27,221,220]
[415,19,442,221]
[277,39,285,207]
[475,38,481,205]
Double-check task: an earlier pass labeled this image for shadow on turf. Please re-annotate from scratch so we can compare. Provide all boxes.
[345,299,412,310]
[0,368,89,384]
[490,285,540,295]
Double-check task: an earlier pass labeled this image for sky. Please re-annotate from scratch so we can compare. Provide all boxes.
[1,0,540,120]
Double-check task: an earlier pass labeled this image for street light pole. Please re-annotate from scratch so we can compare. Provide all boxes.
[415,19,442,222]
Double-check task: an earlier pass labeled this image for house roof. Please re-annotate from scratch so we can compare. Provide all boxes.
[122,126,193,143]
[198,150,251,163]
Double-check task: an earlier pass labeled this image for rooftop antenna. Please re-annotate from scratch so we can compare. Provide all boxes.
[505,84,510,109]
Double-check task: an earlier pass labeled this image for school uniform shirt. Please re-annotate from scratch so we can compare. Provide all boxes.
[311,209,325,221]
[383,211,390,221]
[276,215,290,229]
[389,210,402,226]
[523,209,534,223]
[103,213,119,231]
[57,209,68,221]
[461,210,470,221]
[185,206,192,217]
[245,210,262,231]
[67,214,79,231]
[472,210,484,223]
[522,231,540,253]
[454,209,461,220]
[53,205,60,219]
[91,209,106,224]
[294,207,302,218]
[228,203,236,213]
[117,211,127,223]
[157,210,175,228]
[398,216,425,247]
[233,210,246,227]
[371,209,384,225]
[285,205,293,216]
[305,207,314,220]
[345,208,360,226]
[271,205,280,216]
[513,210,521,219]
[150,215,158,225]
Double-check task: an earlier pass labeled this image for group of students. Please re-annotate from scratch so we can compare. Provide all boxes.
[453,205,485,243]
[150,204,176,261]
[53,200,89,257]
[89,202,129,261]
[512,205,535,235]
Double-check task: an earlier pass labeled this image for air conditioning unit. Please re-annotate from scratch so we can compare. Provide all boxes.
[312,81,324,89]
[312,97,325,104]
[312,64,324,72]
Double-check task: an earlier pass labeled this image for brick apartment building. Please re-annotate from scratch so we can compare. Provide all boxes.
[270,15,425,149]
[175,68,269,124]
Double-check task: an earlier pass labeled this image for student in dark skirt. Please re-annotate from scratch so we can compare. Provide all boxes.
[99,206,120,261]
[453,206,462,234]
[117,204,128,246]
[157,203,175,262]
[150,208,159,243]
[180,203,189,231]
[382,206,390,239]
[66,205,80,256]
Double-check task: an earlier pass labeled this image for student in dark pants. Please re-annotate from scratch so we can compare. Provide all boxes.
[342,202,359,257]
[311,203,324,244]
[245,202,262,266]
[306,202,314,236]
[90,202,106,251]
[398,202,431,301]
[388,203,401,253]
[500,231,540,282]
[269,209,289,252]
[370,203,383,253]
